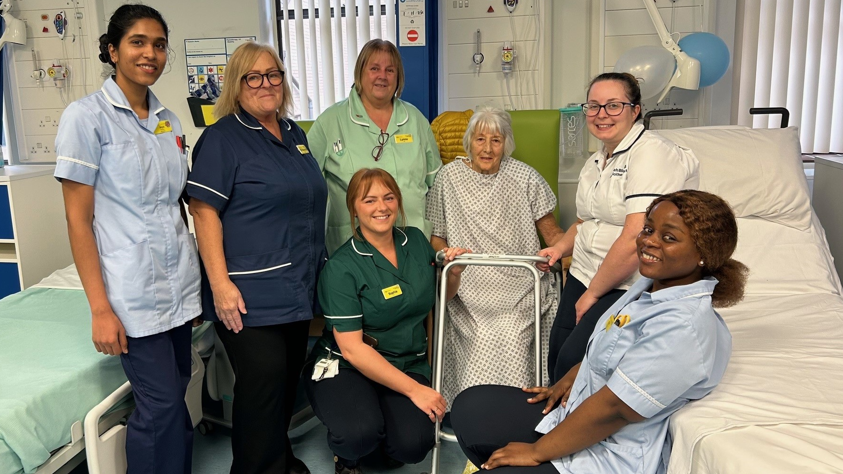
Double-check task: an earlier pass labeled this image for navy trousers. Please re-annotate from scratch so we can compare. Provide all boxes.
[120,322,193,474]
[451,385,558,474]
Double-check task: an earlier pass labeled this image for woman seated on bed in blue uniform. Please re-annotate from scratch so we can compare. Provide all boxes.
[186,41,326,474]
[304,168,469,474]
[55,5,200,474]
[450,190,748,474]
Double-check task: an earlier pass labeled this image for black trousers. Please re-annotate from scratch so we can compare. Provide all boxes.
[451,385,559,474]
[304,366,435,465]
[547,273,626,382]
[121,323,193,474]
[215,320,310,474]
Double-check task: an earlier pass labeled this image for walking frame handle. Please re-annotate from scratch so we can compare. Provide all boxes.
[435,250,563,273]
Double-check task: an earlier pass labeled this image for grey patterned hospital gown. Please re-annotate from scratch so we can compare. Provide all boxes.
[426,156,559,405]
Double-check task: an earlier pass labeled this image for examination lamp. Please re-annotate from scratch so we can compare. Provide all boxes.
[0,0,26,52]
[642,0,700,103]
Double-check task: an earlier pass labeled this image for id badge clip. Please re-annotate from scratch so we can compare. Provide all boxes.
[311,347,339,381]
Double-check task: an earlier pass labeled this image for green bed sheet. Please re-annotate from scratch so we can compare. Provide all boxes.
[0,288,126,474]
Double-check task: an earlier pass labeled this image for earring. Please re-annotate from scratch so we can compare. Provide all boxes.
[699,260,705,267]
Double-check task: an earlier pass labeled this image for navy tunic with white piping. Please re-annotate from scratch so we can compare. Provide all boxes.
[186,109,328,326]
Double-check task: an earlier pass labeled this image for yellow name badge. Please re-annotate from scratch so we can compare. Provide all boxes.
[605,314,631,331]
[153,120,173,135]
[394,134,413,144]
[381,284,403,300]
[296,144,310,154]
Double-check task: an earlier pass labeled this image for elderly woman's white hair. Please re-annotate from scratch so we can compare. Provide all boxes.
[463,106,516,159]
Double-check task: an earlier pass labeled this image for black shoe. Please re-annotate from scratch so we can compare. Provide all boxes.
[287,456,310,474]
[379,446,405,469]
[334,456,363,474]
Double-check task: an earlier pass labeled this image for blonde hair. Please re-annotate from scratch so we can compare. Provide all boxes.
[346,168,406,240]
[214,42,293,120]
[353,39,404,99]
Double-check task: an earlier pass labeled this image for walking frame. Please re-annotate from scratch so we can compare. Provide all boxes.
[429,252,560,474]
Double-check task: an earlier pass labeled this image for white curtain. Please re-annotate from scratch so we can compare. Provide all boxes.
[732,0,843,153]
[278,0,396,119]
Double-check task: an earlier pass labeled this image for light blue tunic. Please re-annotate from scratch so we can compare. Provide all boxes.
[536,277,731,474]
[54,78,202,337]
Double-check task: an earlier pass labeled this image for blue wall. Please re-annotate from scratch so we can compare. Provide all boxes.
[396,0,437,121]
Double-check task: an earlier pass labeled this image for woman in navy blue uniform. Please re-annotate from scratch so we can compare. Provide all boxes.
[187,42,326,474]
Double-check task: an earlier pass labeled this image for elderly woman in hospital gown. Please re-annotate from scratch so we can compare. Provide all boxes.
[426,106,564,405]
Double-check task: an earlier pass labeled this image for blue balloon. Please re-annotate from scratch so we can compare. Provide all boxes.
[678,32,731,88]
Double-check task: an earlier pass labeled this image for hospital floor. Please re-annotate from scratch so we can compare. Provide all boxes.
[69,416,468,474]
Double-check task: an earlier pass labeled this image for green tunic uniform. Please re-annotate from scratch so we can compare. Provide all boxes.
[307,91,442,254]
[311,226,435,378]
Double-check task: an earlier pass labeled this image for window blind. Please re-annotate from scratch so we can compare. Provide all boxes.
[278,1,395,120]
[732,0,842,153]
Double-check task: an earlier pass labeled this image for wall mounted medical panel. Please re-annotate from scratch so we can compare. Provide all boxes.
[5,1,99,165]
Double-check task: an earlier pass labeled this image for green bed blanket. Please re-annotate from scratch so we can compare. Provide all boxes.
[0,288,125,474]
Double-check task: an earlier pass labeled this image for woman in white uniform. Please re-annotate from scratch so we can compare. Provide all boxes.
[55,5,201,473]
[539,72,699,382]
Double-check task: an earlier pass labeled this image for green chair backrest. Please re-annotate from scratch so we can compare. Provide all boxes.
[508,110,560,221]
[298,120,314,134]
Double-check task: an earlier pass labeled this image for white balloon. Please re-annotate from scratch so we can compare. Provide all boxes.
[613,46,676,100]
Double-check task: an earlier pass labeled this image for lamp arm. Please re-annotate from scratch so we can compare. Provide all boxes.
[642,0,682,55]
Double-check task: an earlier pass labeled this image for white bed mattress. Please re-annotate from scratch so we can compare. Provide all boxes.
[667,215,843,473]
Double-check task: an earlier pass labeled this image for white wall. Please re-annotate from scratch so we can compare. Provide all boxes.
[4,0,275,164]
[99,0,276,152]
[440,0,552,111]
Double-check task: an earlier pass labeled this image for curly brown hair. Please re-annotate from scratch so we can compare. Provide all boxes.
[646,190,749,307]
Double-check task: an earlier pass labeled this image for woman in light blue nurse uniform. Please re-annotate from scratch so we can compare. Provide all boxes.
[54,5,200,474]
[450,190,747,474]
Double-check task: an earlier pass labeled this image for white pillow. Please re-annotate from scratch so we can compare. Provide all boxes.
[655,126,811,230]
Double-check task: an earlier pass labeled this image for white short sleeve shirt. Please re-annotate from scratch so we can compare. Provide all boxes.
[570,122,699,289]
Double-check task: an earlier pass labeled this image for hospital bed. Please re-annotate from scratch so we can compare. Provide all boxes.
[0,265,207,474]
[651,126,843,473]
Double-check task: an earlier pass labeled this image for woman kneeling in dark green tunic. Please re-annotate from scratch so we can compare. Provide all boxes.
[304,168,469,474]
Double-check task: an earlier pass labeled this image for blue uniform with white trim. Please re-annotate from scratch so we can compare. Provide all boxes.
[55,77,201,473]
[536,277,731,474]
[186,109,327,326]
[54,77,202,337]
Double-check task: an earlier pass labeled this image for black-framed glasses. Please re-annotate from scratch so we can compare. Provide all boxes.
[372,131,390,161]
[580,101,636,117]
[242,70,285,89]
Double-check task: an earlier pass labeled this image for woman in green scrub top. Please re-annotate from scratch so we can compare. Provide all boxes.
[304,168,468,474]
[307,39,442,255]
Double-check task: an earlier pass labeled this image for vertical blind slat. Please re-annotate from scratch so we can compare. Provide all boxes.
[786,0,810,130]
[294,0,310,119]
[385,0,396,44]
[736,0,761,127]
[319,0,336,106]
[801,0,827,151]
[307,1,322,114]
[830,4,843,152]
[346,0,359,83]
[332,0,346,99]
[373,0,382,38]
[769,0,793,129]
[752,1,777,129]
[813,0,841,152]
[359,0,372,45]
